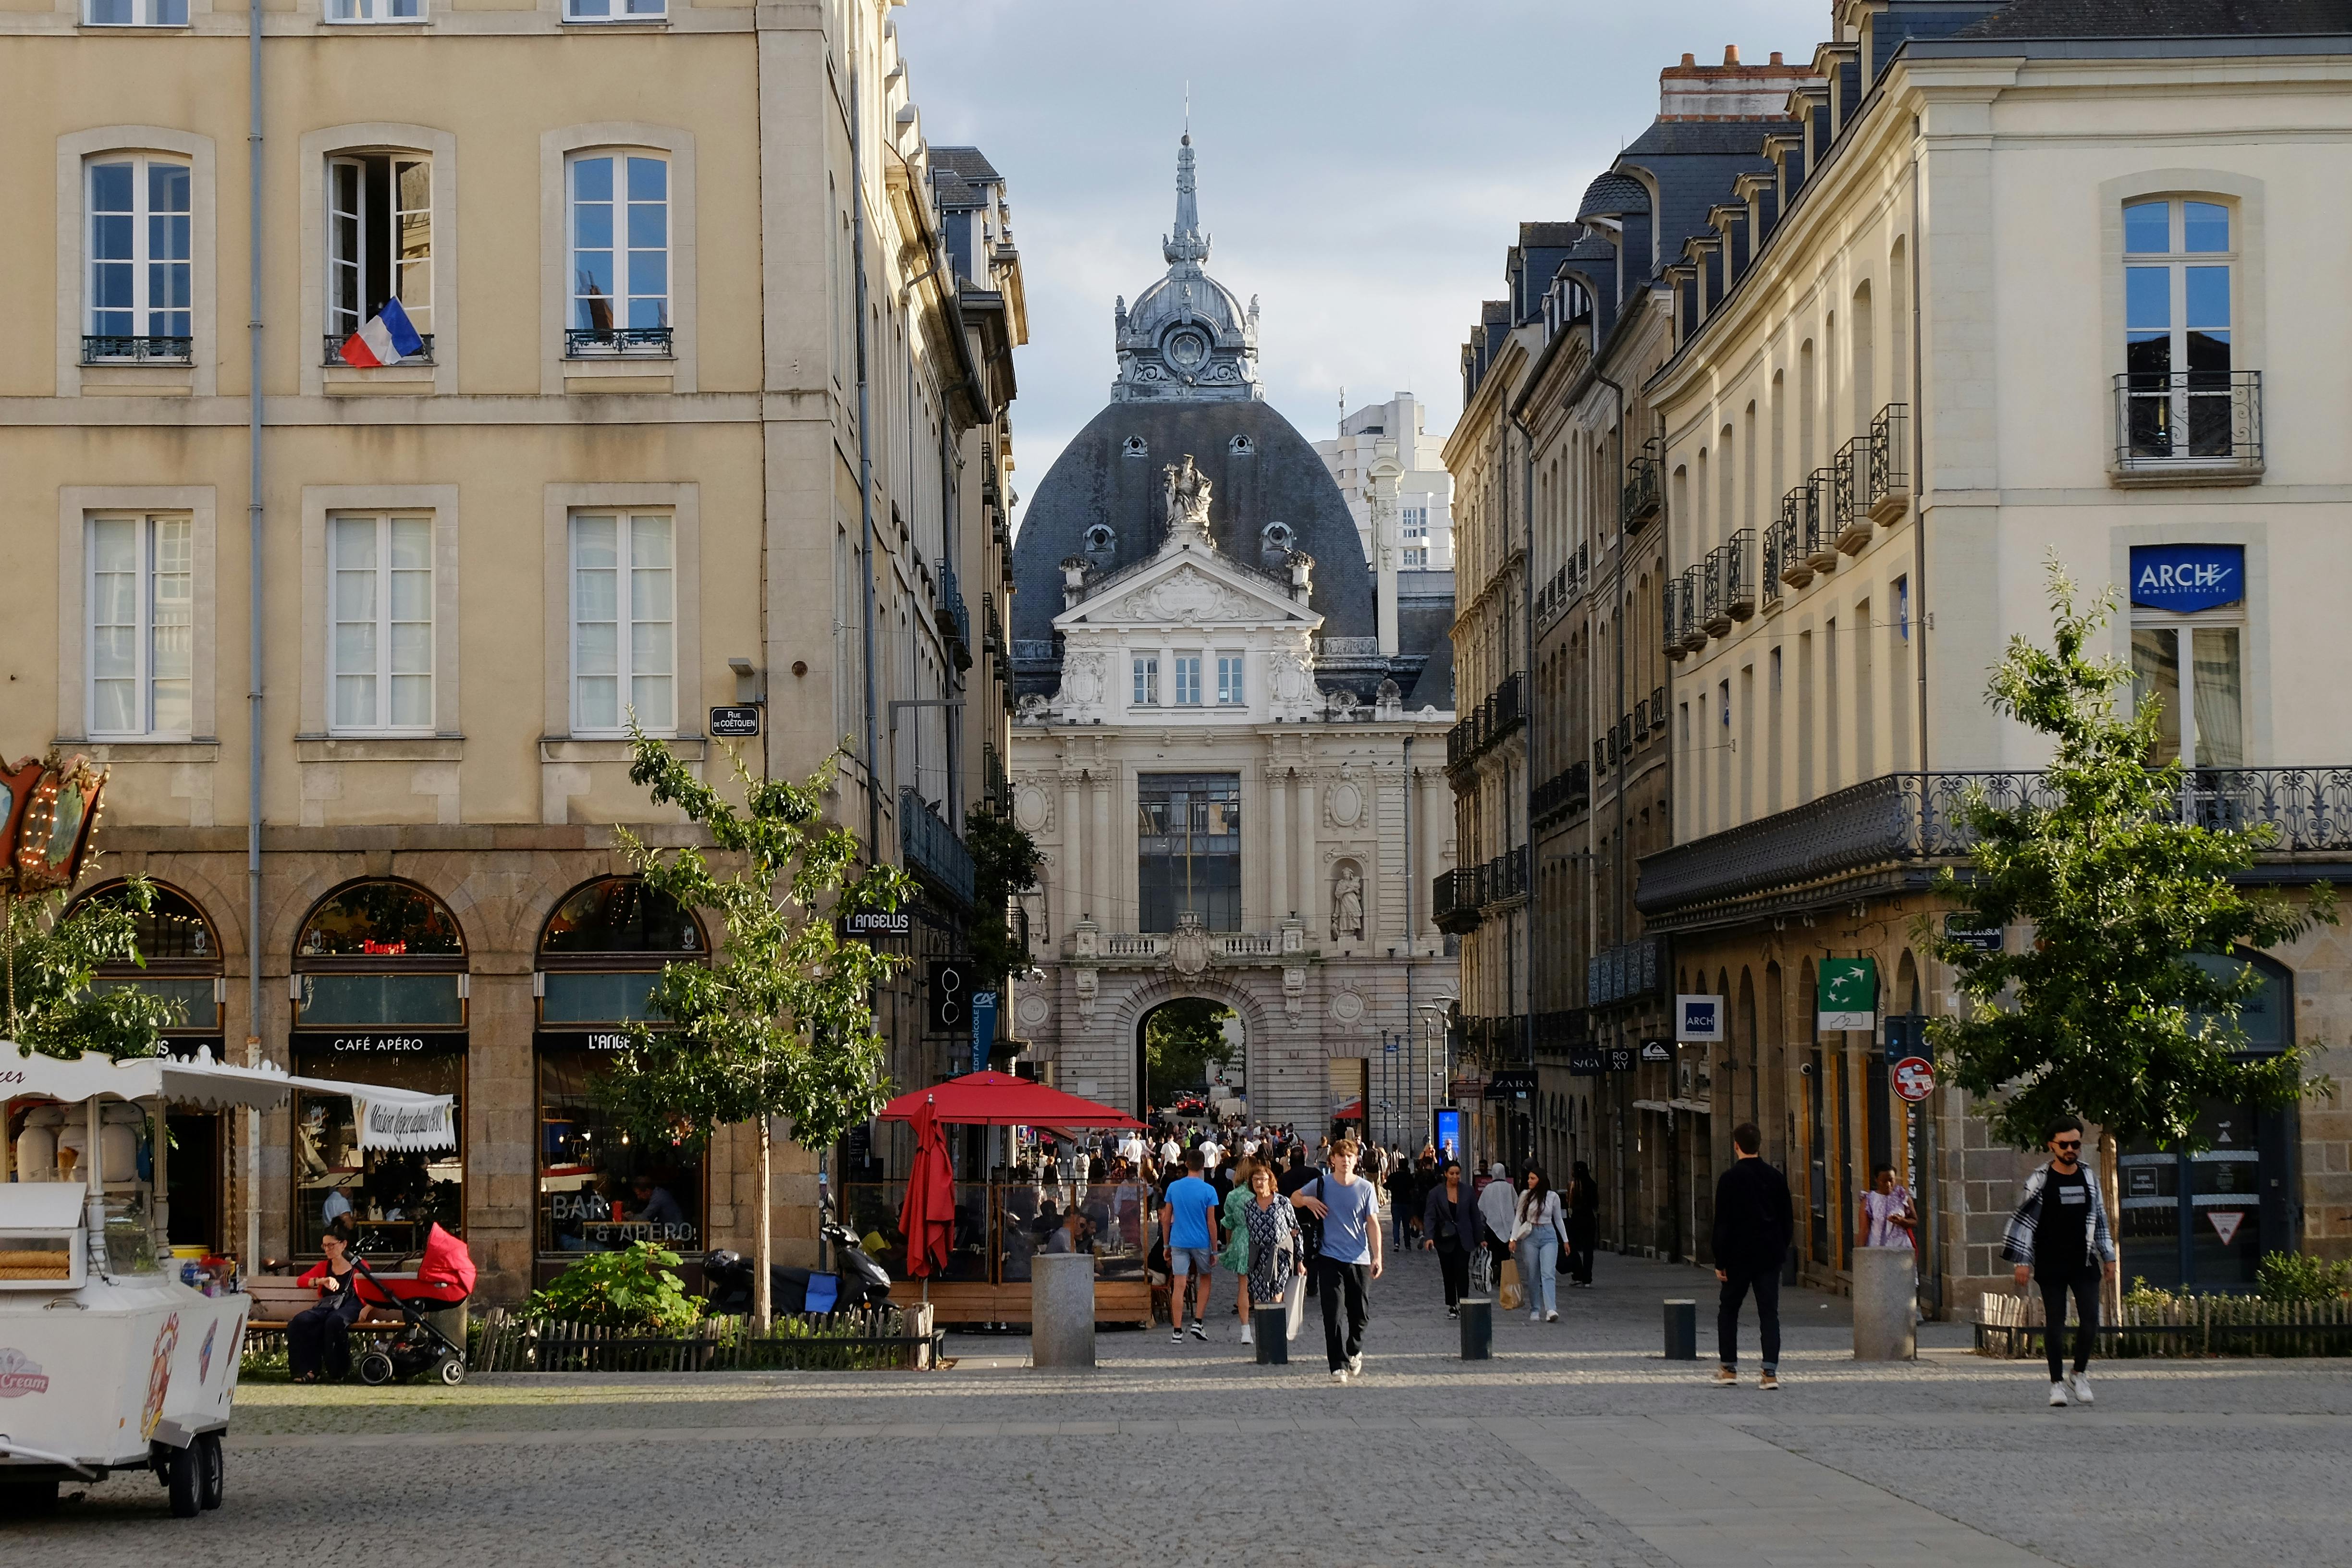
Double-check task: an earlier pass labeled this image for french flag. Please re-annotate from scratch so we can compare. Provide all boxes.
[340,298,423,368]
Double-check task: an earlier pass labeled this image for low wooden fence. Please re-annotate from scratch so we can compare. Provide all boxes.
[471,1307,942,1372]
[1976,1291,2352,1358]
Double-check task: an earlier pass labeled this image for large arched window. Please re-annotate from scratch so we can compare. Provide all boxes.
[533,877,707,1277]
[71,879,223,1046]
[290,879,467,1257]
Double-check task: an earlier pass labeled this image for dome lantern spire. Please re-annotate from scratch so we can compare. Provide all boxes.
[1112,127,1262,404]
[1164,134,1209,267]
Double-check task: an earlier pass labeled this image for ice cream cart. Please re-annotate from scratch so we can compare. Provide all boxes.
[0,1046,454,1516]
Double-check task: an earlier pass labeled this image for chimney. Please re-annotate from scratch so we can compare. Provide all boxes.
[1723,44,1740,64]
[1061,556,1089,610]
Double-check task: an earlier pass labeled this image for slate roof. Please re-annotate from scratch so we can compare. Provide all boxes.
[1577,172,1650,220]
[1954,0,2352,36]
[930,146,1002,182]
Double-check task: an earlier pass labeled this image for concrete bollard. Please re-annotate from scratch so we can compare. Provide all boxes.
[1663,1298,1698,1360]
[1852,1245,1918,1360]
[1458,1297,1494,1360]
[1030,1252,1096,1368]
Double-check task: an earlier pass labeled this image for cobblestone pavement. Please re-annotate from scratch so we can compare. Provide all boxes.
[8,1249,2349,1566]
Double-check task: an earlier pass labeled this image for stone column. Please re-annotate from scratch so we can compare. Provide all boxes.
[1265,768,1290,923]
[1091,770,1115,932]
[1419,765,1447,943]
[1296,769,1319,937]
[1060,768,1086,924]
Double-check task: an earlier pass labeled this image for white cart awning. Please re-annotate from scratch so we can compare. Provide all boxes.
[0,1045,455,1152]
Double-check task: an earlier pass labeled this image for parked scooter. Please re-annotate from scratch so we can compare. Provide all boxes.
[702,1204,892,1316]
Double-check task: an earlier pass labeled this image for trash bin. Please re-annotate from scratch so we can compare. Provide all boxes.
[1459,1297,1493,1360]
[1662,1298,1697,1360]
[1254,1314,1289,1366]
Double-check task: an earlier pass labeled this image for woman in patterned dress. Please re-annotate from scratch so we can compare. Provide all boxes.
[1240,1162,1305,1344]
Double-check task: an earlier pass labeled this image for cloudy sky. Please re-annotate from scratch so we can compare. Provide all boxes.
[895,0,1825,531]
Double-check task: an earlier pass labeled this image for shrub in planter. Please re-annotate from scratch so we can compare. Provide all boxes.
[522,1242,704,1335]
[2256,1250,2352,1304]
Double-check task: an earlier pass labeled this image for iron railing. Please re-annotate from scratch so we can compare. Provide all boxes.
[1763,518,1785,609]
[1708,527,1756,632]
[1777,483,1815,588]
[1446,672,1526,771]
[1637,766,2352,917]
[934,560,971,669]
[565,326,674,357]
[1434,868,1482,932]
[1662,573,1691,658]
[1533,761,1590,825]
[1866,402,1910,518]
[899,787,976,908]
[1833,439,1870,551]
[2114,370,2262,475]
[1678,566,1709,653]
[1804,467,1840,571]
[1621,440,1663,531]
[322,332,435,367]
[1587,934,1666,1008]
[81,334,191,365]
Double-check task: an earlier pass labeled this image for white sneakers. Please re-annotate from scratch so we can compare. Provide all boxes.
[2068,1371,2094,1405]
[1530,1310,1544,1323]
[1330,1367,1349,1383]
[1545,1311,1560,1323]
[1240,1321,1253,1346]
[1346,1353,1364,1376]
[2048,1380,2070,1407]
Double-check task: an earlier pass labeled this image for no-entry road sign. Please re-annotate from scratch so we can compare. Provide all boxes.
[1891,1055,1936,1102]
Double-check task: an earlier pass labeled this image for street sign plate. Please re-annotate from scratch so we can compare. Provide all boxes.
[709,705,762,738]
[1892,1055,1936,1102]
[1944,912,2003,953]
[1640,1038,1673,1064]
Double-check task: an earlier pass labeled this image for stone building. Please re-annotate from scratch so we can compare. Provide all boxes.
[1008,135,1458,1139]
[0,0,1022,1302]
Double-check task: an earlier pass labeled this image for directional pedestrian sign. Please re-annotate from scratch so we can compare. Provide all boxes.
[1639,1038,1673,1064]
[1891,1055,1936,1102]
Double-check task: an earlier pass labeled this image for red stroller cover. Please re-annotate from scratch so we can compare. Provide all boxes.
[407,1223,477,1304]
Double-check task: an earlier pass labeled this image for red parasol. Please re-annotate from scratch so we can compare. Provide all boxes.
[878,1071,1145,1129]
[896,1098,955,1282]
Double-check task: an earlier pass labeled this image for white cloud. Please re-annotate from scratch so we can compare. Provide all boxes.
[893,0,1826,532]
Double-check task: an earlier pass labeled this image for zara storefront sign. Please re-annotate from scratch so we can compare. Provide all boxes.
[2129,544,2243,615]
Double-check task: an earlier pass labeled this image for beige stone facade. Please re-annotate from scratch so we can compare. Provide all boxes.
[0,0,1023,1302]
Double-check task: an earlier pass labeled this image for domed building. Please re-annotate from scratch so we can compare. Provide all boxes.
[1007,134,1459,1138]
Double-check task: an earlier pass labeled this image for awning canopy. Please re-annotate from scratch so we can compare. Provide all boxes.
[0,1045,456,1152]
[878,1071,1144,1130]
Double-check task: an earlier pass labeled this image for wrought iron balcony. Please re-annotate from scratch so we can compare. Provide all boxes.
[564,326,674,358]
[1662,573,1692,659]
[1866,402,1910,523]
[1445,671,1525,772]
[1484,845,1530,905]
[2113,371,2262,482]
[1587,933,1665,1009]
[980,742,1011,819]
[81,334,191,366]
[1636,766,2352,924]
[1777,484,1815,588]
[1433,867,1482,933]
[1763,522,1784,609]
[934,560,971,670]
[1833,439,1872,554]
[1677,566,1709,654]
[1803,467,1841,574]
[1705,527,1756,636]
[899,787,975,909]
[1533,760,1590,826]
[1621,440,1663,532]
[321,332,435,367]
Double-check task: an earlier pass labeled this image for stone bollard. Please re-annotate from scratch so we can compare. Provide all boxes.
[1458,1297,1494,1360]
[1662,1298,1698,1360]
[902,1303,936,1369]
[1852,1245,1918,1360]
[1031,1252,1096,1368]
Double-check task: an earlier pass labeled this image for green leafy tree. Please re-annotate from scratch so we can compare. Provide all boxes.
[1142,998,1236,1109]
[591,732,913,1329]
[7,878,178,1062]
[1924,563,2334,1241]
[964,804,1042,1008]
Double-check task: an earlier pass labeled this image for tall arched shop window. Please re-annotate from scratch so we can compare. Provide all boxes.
[534,877,707,1283]
[290,879,466,1257]
[59,882,227,1250]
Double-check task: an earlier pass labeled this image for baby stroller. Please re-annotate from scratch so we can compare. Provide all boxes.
[348,1223,478,1387]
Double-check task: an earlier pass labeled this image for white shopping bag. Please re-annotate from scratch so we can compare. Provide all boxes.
[1286,1266,1308,1342]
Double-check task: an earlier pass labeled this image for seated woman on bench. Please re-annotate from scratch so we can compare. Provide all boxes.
[289,1218,368,1383]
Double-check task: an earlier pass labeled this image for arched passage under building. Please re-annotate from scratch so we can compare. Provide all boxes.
[1136,996,1244,1121]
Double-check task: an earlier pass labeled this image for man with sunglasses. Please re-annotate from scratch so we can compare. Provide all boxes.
[2001,1115,2118,1407]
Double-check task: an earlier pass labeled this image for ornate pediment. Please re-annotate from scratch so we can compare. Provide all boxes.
[1055,555,1316,634]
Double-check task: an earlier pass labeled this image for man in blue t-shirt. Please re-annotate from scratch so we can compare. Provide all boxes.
[1291,1138,1385,1380]
[1158,1149,1222,1344]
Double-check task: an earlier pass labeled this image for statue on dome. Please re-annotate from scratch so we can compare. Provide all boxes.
[1163,455,1214,543]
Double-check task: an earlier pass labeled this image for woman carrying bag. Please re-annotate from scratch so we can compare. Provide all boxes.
[1510,1167,1568,1324]
[1219,1155,1260,1342]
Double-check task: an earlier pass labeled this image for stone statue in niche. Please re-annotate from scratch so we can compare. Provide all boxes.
[1163,454,1214,542]
[1331,862,1365,941]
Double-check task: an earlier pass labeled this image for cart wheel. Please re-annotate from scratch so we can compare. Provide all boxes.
[357,1349,395,1386]
[437,1356,466,1386]
[197,1433,224,1511]
[166,1443,201,1518]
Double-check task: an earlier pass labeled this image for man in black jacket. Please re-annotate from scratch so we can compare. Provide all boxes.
[1710,1121,1794,1390]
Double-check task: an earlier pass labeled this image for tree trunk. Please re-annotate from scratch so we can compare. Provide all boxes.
[2098,1128,2122,1324]
[755,1115,773,1335]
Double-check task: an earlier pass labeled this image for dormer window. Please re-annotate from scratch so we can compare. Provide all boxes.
[1122,435,1148,458]
[1083,523,1116,569]
[1228,433,1253,455]
[1260,520,1294,571]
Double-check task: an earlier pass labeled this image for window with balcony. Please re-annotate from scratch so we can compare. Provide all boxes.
[85,156,191,364]
[2119,198,2255,472]
[1216,653,1244,705]
[327,153,431,362]
[1173,653,1202,706]
[570,512,674,736]
[84,0,186,24]
[1131,653,1159,706]
[87,514,193,739]
[330,513,435,735]
[568,154,670,355]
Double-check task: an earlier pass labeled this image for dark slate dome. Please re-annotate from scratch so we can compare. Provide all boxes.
[1011,398,1374,646]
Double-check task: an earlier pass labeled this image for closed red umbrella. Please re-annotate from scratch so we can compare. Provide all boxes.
[896,1098,955,1282]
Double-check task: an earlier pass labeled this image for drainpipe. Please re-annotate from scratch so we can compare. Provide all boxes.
[1510,407,1536,1170]
[243,0,265,1275]
[851,72,882,859]
[1592,368,1627,1252]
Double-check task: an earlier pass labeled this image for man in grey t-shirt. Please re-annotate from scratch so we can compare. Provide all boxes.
[1290,1138,1385,1381]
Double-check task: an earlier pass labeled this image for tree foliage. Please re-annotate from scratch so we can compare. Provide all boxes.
[520,1241,704,1334]
[7,877,177,1062]
[964,803,1042,989]
[589,736,914,1156]
[1142,998,1235,1105]
[1923,562,2334,1150]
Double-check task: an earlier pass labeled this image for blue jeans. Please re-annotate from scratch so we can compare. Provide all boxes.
[1518,1232,1559,1316]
